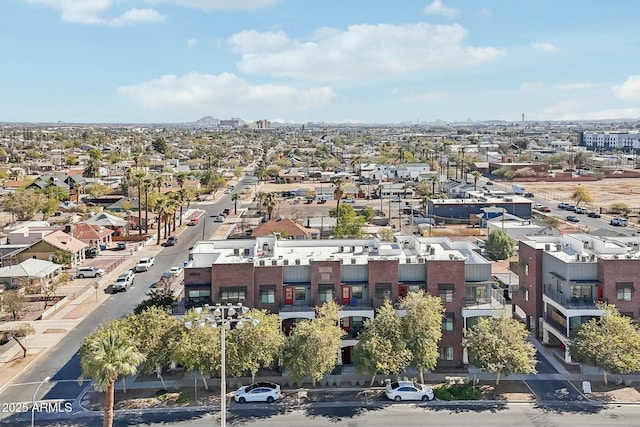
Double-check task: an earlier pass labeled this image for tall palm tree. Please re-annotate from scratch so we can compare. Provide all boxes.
[134,170,147,236]
[167,193,181,233]
[471,171,482,191]
[177,188,189,226]
[155,174,166,194]
[175,171,187,190]
[79,324,145,427]
[122,168,134,197]
[264,192,279,220]
[428,175,440,196]
[154,196,168,245]
[231,193,241,215]
[142,176,154,234]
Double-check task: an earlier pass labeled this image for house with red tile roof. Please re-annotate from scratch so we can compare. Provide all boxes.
[251,218,311,240]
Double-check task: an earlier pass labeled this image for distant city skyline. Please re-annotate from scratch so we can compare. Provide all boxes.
[2,0,640,124]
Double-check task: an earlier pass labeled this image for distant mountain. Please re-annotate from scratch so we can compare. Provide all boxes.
[195,116,219,125]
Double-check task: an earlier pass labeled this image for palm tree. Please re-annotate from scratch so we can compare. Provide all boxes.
[471,171,482,191]
[122,168,134,197]
[177,188,189,226]
[154,196,168,245]
[175,172,187,190]
[155,174,166,194]
[231,193,241,215]
[79,324,145,427]
[134,170,147,236]
[142,176,154,234]
[428,175,440,196]
[167,193,181,233]
[264,192,279,220]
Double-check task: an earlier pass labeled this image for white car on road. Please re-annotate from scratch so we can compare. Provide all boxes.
[385,380,434,402]
[163,266,183,277]
[234,382,281,403]
[135,257,155,272]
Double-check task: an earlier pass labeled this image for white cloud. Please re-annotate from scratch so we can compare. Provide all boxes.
[611,75,640,101]
[118,72,336,113]
[230,23,504,80]
[144,0,279,11]
[520,82,545,92]
[187,38,198,49]
[554,82,594,91]
[530,42,559,52]
[25,0,165,26]
[423,0,458,19]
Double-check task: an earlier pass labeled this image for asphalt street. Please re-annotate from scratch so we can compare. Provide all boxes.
[0,174,257,423]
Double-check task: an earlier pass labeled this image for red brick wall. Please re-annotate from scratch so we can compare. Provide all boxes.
[598,259,640,316]
[254,265,283,311]
[212,263,255,305]
[514,242,543,337]
[426,259,465,363]
[368,259,399,306]
[310,260,342,305]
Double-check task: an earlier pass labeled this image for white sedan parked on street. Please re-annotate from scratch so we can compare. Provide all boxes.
[163,266,183,277]
[385,380,434,401]
[234,382,281,403]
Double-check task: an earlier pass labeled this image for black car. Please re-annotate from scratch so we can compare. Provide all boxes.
[587,211,601,218]
[524,192,534,198]
[85,248,98,259]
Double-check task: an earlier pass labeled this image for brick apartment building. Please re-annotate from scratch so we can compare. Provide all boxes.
[512,233,640,363]
[184,234,505,367]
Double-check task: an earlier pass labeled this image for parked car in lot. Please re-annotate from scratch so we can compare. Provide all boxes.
[76,266,106,278]
[85,248,98,259]
[166,236,178,246]
[343,197,355,203]
[135,257,155,272]
[163,266,183,278]
[566,215,580,223]
[115,242,127,250]
[234,382,281,403]
[587,211,601,218]
[113,270,135,292]
[575,207,588,214]
[611,217,628,226]
[317,199,327,204]
[385,380,434,402]
[188,217,199,226]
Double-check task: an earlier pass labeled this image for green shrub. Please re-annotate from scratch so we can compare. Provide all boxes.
[433,384,481,401]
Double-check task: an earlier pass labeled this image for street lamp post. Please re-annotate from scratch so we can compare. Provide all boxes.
[31,376,50,427]
[184,303,258,427]
[201,217,206,240]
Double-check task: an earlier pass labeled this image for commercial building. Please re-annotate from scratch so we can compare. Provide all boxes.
[513,233,640,363]
[579,131,640,153]
[184,234,506,367]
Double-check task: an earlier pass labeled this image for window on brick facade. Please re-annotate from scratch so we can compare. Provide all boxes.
[259,286,275,304]
[616,282,634,302]
[221,288,246,304]
[439,289,453,303]
[294,287,306,301]
[375,283,392,300]
[442,312,455,331]
[439,347,454,361]
[319,285,334,302]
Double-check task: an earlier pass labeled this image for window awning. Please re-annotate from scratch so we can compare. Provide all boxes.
[616,282,635,291]
[550,271,566,281]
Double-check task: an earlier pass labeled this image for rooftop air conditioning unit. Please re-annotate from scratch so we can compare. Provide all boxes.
[233,248,240,256]
[283,259,289,265]
[363,245,369,253]
[295,259,301,265]
[406,258,413,264]
[449,254,456,260]
[351,258,356,264]
[259,260,265,266]
[417,257,424,263]
[351,246,356,252]
[613,255,619,259]
[244,248,250,256]
[430,247,436,255]
[338,246,344,253]
[545,244,551,251]
[248,257,254,262]
[626,254,633,259]
[271,260,278,266]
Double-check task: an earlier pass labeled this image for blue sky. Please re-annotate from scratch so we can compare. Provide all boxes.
[2,0,640,124]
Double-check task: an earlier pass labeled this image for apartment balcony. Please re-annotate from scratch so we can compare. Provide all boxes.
[279,301,315,321]
[543,313,569,338]
[542,284,605,316]
[461,289,508,318]
[339,299,375,319]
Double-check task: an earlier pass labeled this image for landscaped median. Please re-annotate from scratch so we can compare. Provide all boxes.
[79,379,536,411]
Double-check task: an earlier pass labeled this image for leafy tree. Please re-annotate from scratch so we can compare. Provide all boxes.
[79,322,145,427]
[329,204,366,238]
[265,165,281,180]
[485,229,516,260]
[5,188,47,221]
[85,183,113,199]
[225,310,285,381]
[570,186,595,207]
[354,300,412,385]
[169,309,221,390]
[570,303,640,385]
[152,137,168,154]
[40,195,60,220]
[282,301,344,385]
[400,291,444,383]
[133,287,176,315]
[379,228,394,241]
[125,307,180,390]
[493,166,516,180]
[361,205,376,222]
[464,317,537,384]
[53,249,72,268]
[414,180,432,198]
[3,290,25,321]
[610,202,631,217]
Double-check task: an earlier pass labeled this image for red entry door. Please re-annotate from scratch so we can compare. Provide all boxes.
[597,285,603,301]
[398,285,409,298]
[341,286,351,304]
[284,287,294,305]
[341,317,351,334]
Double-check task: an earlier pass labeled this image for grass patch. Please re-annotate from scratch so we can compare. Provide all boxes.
[434,383,482,401]
[175,393,189,404]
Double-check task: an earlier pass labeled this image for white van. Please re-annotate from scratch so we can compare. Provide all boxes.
[76,266,106,278]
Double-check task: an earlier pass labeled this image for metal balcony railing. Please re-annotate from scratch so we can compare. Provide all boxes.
[464,289,506,310]
[543,284,599,309]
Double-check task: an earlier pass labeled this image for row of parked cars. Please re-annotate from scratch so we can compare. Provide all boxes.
[232,380,434,403]
[557,203,601,218]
